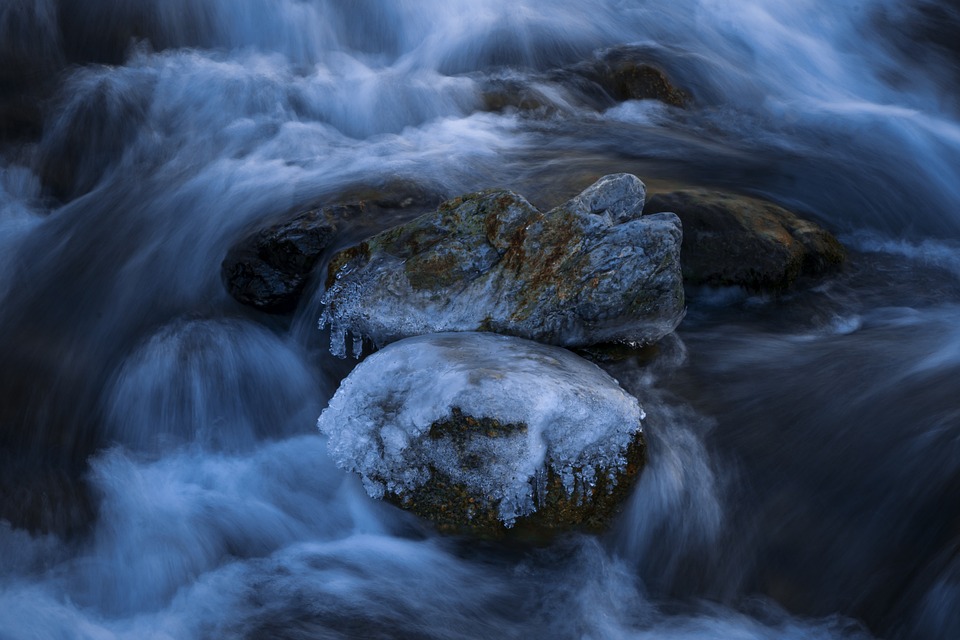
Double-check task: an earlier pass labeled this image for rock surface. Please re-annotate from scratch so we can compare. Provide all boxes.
[317,332,646,538]
[222,181,443,312]
[646,189,846,290]
[556,45,689,108]
[222,207,338,312]
[480,45,688,116]
[320,174,684,357]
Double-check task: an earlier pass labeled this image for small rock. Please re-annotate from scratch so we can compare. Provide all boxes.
[646,189,846,291]
[320,174,684,356]
[317,332,646,539]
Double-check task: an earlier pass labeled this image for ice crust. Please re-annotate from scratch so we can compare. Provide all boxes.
[317,332,644,525]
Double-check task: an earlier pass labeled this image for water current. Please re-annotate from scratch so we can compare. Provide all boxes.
[2,1,960,638]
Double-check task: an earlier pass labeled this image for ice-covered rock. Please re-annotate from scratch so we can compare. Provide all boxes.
[320,174,684,357]
[317,332,646,537]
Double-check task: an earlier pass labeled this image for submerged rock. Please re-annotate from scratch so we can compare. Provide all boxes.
[646,189,846,291]
[317,332,646,538]
[479,45,688,116]
[556,45,689,108]
[320,174,684,357]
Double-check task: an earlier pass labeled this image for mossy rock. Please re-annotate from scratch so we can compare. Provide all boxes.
[385,409,647,541]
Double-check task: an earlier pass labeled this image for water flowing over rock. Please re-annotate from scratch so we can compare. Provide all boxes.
[480,45,688,116]
[646,189,846,291]
[556,45,689,108]
[317,332,645,538]
[320,174,684,357]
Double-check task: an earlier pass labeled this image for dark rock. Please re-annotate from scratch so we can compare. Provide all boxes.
[557,46,689,108]
[222,207,338,313]
[478,77,555,114]
[478,45,688,116]
[320,174,684,356]
[646,189,846,290]
[222,181,444,312]
[317,332,647,540]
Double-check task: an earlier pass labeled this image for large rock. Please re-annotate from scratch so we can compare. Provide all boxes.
[646,189,845,291]
[317,332,646,538]
[320,174,684,357]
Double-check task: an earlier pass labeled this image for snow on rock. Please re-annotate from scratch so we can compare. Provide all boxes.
[317,332,646,536]
[319,174,684,358]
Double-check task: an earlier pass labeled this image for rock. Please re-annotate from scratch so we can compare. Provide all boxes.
[645,189,846,291]
[556,46,689,108]
[222,207,338,312]
[478,46,688,116]
[479,77,555,115]
[317,332,646,539]
[320,174,684,357]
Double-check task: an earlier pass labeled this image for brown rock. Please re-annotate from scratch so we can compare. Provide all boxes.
[567,46,689,107]
[645,189,845,290]
[388,408,647,541]
[477,45,688,117]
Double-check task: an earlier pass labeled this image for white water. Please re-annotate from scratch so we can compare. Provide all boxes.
[3,0,960,638]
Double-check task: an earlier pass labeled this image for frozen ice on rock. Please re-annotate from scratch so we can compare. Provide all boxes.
[319,174,684,357]
[317,332,646,536]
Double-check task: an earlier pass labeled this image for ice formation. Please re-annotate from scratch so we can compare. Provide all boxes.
[317,332,644,526]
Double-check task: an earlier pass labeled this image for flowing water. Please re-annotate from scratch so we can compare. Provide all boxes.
[2,0,960,638]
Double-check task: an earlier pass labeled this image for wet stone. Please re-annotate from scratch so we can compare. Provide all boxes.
[222,207,338,313]
[646,189,846,291]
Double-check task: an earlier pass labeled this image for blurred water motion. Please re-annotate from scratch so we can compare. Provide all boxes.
[2,0,960,638]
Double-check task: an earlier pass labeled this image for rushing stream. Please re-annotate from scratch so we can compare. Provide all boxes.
[3,0,960,638]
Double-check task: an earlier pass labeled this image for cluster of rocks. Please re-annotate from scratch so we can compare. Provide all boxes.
[222,169,845,539]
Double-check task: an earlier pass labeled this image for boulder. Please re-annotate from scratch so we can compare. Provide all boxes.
[646,189,845,291]
[317,332,646,538]
[320,174,684,357]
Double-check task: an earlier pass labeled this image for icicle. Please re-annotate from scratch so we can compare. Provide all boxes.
[352,333,364,359]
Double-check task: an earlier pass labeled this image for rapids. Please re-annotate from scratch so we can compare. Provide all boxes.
[2,0,960,638]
